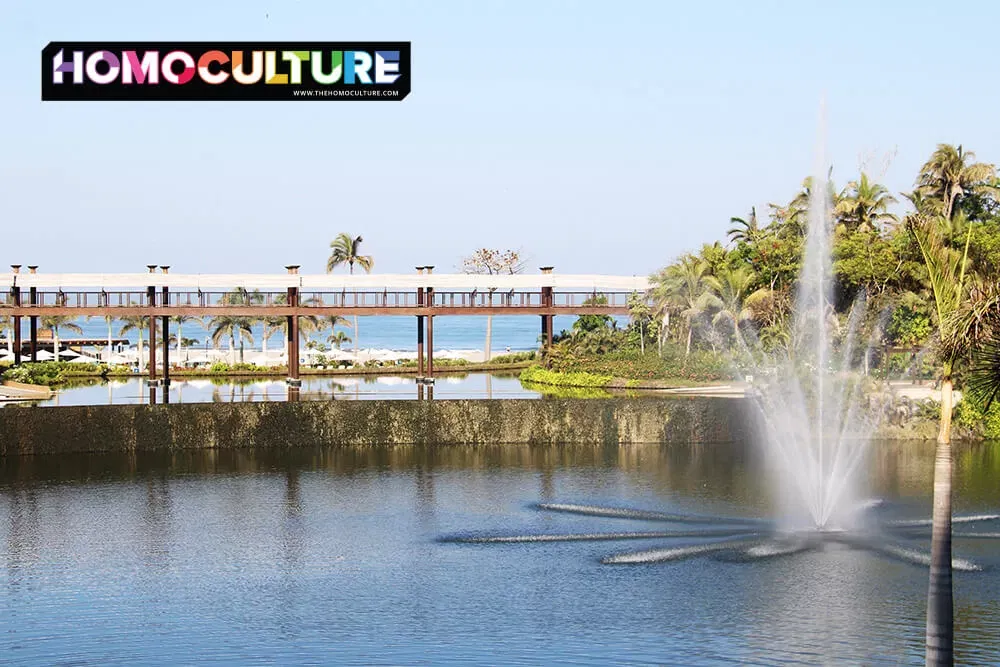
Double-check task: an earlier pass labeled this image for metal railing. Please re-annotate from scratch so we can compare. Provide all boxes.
[2,289,640,310]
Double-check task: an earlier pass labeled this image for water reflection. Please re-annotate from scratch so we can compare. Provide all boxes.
[6,373,539,408]
[0,441,997,664]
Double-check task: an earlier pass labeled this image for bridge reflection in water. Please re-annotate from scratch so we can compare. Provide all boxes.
[2,265,650,402]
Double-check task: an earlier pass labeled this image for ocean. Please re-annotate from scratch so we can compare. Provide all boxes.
[30,314,628,353]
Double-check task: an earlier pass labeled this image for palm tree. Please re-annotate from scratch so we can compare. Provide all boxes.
[726,207,762,245]
[40,315,83,362]
[906,210,975,666]
[327,232,374,355]
[327,233,374,275]
[650,254,714,356]
[172,315,201,363]
[704,266,759,333]
[914,144,997,221]
[208,315,254,365]
[103,315,116,363]
[327,330,352,350]
[835,172,898,233]
[119,315,151,371]
[0,312,13,356]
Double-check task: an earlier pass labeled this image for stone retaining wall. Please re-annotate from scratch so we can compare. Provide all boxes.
[0,398,758,455]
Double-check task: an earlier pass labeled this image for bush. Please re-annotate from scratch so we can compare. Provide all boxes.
[520,365,612,388]
[489,351,536,364]
[1,361,107,386]
[954,397,1000,440]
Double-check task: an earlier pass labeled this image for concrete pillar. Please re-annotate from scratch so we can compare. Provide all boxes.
[285,265,301,386]
[27,266,37,362]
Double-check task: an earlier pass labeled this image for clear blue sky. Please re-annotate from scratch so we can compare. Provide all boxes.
[3,1,999,277]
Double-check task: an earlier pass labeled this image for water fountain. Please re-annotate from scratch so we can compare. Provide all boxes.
[444,111,1000,568]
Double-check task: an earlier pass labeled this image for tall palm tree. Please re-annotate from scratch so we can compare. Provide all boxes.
[208,315,255,365]
[914,144,997,221]
[119,315,151,371]
[40,315,83,363]
[835,172,898,233]
[327,232,374,355]
[906,210,975,666]
[172,315,201,363]
[650,254,714,356]
[726,207,762,245]
[0,312,13,356]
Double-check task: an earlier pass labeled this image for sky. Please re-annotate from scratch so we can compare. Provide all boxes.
[2,0,1000,278]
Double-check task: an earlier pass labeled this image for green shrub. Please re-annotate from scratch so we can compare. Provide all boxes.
[489,351,536,364]
[520,365,612,388]
[1,361,109,386]
[954,397,1000,439]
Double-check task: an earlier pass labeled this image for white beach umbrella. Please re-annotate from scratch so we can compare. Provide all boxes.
[68,353,101,364]
[34,350,55,361]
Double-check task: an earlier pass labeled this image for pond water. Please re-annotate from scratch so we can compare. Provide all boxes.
[1,441,998,665]
[8,373,543,407]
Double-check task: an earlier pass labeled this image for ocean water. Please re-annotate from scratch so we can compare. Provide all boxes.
[19,315,626,353]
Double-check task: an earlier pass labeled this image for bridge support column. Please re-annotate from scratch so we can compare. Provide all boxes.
[161,267,170,388]
[416,268,426,380]
[540,267,554,351]
[10,266,21,365]
[416,314,424,379]
[146,267,159,386]
[426,314,434,379]
[28,267,38,362]
[425,279,434,382]
[285,265,301,389]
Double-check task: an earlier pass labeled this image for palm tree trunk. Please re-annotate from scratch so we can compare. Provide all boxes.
[177,321,183,363]
[485,315,493,362]
[229,333,236,366]
[53,327,60,363]
[639,320,644,355]
[354,316,359,355]
[926,374,954,665]
[685,323,692,356]
[107,319,113,363]
[7,322,15,356]
[137,331,144,373]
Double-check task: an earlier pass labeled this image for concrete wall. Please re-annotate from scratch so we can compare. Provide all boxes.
[0,398,758,456]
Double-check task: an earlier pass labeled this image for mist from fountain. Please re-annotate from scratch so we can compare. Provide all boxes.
[747,103,884,533]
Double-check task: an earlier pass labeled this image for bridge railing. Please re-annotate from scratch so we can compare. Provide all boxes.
[2,289,642,309]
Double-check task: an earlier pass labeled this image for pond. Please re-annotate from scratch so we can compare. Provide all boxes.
[8,372,544,407]
[1,440,998,665]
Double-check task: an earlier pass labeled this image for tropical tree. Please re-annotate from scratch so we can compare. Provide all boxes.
[0,312,13,356]
[704,265,759,335]
[651,254,715,356]
[119,315,151,371]
[726,207,763,246]
[327,232,374,355]
[913,144,997,221]
[461,248,524,360]
[834,172,898,233]
[906,208,975,666]
[208,315,254,364]
[172,315,201,363]
[38,315,82,362]
[327,330,352,350]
